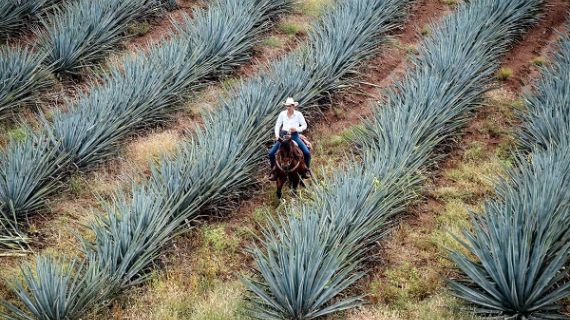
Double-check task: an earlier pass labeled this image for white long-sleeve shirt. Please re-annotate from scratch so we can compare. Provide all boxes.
[274,110,307,138]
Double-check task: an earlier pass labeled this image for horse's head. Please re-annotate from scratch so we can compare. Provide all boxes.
[276,135,300,173]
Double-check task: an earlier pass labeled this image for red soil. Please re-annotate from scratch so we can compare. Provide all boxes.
[500,0,569,92]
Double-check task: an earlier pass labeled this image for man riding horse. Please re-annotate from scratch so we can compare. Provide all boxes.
[268,97,311,181]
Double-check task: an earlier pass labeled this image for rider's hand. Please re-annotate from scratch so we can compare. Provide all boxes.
[290,127,297,133]
[275,137,279,141]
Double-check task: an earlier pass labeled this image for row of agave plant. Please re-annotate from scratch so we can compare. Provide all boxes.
[0,0,173,120]
[0,0,293,251]
[0,0,411,318]
[446,24,570,319]
[242,0,549,318]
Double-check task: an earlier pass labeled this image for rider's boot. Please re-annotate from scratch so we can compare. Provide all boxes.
[268,168,278,181]
[302,168,311,179]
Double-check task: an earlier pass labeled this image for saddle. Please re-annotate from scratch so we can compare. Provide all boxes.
[288,134,312,150]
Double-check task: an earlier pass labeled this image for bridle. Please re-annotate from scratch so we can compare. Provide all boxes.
[275,138,303,175]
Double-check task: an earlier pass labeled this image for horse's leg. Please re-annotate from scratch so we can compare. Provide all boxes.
[276,177,284,199]
[292,176,300,196]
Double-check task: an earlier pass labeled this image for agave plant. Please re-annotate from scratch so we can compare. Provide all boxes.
[242,207,366,320]
[36,0,164,74]
[0,0,58,40]
[82,186,187,289]
[0,215,31,253]
[518,26,570,151]
[446,147,570,319]
[0,46,52,120]
[0,254,115,320]
[0,132,68,225]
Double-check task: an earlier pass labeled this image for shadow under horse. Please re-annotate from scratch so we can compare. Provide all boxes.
[274,134,309,199]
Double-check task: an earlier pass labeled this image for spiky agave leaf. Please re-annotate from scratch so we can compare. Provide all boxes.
[0,0,58,40]
[0,46,52,120]
[0,216,31,253]
[518,26,570,151]
[0,254,115,320]
[241,207,366,320]
[0,132,68,227]
[82,186,185,289]
[446,146,570,319]
[36,0,164,74]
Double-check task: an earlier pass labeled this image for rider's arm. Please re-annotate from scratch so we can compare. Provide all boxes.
[297,112,307,133]
[275,112,283,138]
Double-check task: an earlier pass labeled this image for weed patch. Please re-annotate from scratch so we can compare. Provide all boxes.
[495,67,513,81]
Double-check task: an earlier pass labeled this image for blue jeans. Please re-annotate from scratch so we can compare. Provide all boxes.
[269,132,311,170]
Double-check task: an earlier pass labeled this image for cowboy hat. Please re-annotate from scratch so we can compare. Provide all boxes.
[282,97,299,106]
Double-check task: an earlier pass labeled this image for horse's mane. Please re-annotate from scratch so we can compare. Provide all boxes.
[281,138,291,152]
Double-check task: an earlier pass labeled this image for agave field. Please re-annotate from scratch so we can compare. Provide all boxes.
[242,0,558,318]
[1,0,569,319]
[0,0,293,250]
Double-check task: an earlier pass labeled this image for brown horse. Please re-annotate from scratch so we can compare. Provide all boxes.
[274,135,308,199]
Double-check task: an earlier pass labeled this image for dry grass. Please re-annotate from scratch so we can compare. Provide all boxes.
[299,0,334,16]
[345,294,478,320]
[125,130,181,172]
[108,277,249,320]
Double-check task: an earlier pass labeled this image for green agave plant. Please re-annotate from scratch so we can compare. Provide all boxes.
[0,254,115,320]
[0,133,68,225]
[36,0,164,74]
[447,147,570,319]
[82,186,187,289]
[0,46,52,120]
[241,207,366,320]
[0,0,58,40]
